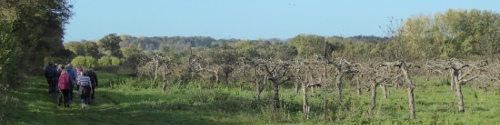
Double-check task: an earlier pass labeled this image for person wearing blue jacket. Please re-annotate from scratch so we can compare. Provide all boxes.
[45,63,57,96]
[65,64,77,102]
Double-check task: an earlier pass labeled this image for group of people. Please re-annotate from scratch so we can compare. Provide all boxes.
[44,63,98,109]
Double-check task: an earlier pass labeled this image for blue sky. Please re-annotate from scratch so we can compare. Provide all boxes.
[63,0,500,42]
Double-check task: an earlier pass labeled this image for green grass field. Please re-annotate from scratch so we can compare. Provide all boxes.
[2,71,500,124]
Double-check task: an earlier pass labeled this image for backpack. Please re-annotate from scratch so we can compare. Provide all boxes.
[46,67,55,78]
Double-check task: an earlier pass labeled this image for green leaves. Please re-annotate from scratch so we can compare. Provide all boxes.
[71,56,97,68]
[121,46,143,59]
[290,34,332,58]
[98,33,123,58]
[97,56,122,67]
[397,9,500,59]
[0,19,21,86]
[0,0,73,87]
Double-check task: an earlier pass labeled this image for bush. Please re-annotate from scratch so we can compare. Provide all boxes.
[71,56,96,68]
[110,56,122,66]
[84,56,97,68]
[71,56,85,67]
[98,56,112,67]
[98,56,123,68]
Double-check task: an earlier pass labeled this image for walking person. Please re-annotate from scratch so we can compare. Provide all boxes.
[56,64,64,75]
[51,64,59,96]
[75,64,84,92]
[77,72,92,109]
[45,63,57,97]
[54,64,64,94]
[86,67,98,104]
[65,64,77,102]
[57,70,71,107]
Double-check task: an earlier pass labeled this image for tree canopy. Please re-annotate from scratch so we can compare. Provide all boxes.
[396,9,500,59]
[0,0,73,86]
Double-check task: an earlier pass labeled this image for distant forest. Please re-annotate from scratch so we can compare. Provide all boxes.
[112,35,387,51]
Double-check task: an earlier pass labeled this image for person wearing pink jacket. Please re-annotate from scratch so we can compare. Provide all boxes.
[58,69,71,107]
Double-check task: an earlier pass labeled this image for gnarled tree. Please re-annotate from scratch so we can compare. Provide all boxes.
[446,58,480,112]
[259,60,292,108]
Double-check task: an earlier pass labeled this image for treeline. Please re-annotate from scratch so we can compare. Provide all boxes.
[293,9,500,61]
[0,0,73,89]
[63,34,388,70]
[121,36,222,51]
[123,9,500,62]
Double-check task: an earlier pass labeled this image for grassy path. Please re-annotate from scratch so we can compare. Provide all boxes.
[0,72,226,125]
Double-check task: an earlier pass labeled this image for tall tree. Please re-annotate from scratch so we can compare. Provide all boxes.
[400,14,436,60]
[291,35,333,58]
[64,42,84,56]
[121,46,143,59]
[98,33,123,57]
[82,41,100,58]
[0,0,72,86]
[398,9,500,59]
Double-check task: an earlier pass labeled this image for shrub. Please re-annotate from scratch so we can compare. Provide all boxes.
[110,56,122,66]
[98,56,111,67]
[71,56,96,68]
[84,56,97,68]
[71,56,85,67]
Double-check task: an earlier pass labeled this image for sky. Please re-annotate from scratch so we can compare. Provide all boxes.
[63,0,500,42]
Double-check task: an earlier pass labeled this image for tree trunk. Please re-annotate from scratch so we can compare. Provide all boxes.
[426,70,430,81]
[255,75,266,100]
[450,69,455,91]
[215,71,220,85]
[400,64,416,119]
[454,70,465,112]
[336,73,343,106]
[395,82,399,90]
[155,59,159,80]
[483,83,488,95]
[256,79,261,100]
[408,86,416,119]
[323,82,328,120]
[456,84,465,112]
[256,90,261,100]
[162,73,167,93]
[273,81,280,108]
[356,78,362,95]
[370,81,377,112]
[311,85,316,96]
[371,78,386,114]
[302,82,309,119]
[224,72,229,85]
[323,54,328,120]
[452,69,463,112]
[381,84,388,99]
[294,77,299,94]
